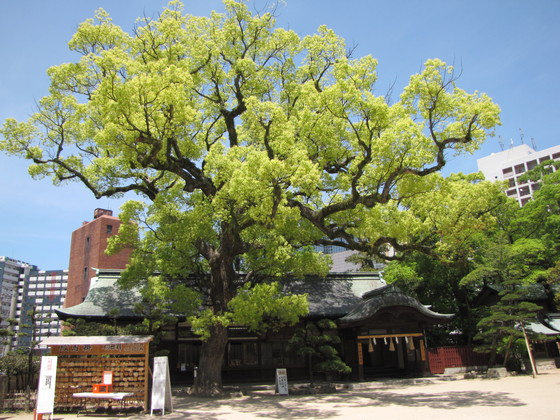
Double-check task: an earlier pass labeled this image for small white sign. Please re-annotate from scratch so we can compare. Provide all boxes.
[151,356,173,415]
[275,368,289,395]
[36,356,58,415]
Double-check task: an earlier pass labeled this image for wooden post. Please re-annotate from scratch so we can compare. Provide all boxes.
[419,339,426,361]
[143,341,150,411]
[521,321,538,378]
[419,339,428,375]
[357,342,364,381]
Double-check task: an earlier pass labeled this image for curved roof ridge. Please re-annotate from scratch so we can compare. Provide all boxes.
[56,275,142,321]
[339,287,453,325]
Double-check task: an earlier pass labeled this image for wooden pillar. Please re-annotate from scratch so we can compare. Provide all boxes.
[143,342,150,410]
[357,342,364,381]
[397,338,405,369]
[419,339,427,374]
[521,321,538,378]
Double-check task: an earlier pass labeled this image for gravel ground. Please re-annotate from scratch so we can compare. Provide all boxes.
[7,369,560,420]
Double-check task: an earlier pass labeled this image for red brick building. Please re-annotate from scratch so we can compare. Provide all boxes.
[65,208,132,308]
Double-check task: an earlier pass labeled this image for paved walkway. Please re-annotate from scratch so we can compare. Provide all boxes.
[5,370,560,419]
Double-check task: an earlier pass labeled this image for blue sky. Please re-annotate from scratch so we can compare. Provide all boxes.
[1,0,559,269]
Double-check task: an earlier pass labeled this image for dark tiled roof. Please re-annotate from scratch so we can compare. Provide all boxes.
[526,321,560,336]
[55,271,142,321]
[57,271,385,321]
[339,284,453,325]
[57,271,451,326]
[541,313,560,333]
[283,273,384,317]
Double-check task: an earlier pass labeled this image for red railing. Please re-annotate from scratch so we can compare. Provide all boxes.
[428,346,490,374]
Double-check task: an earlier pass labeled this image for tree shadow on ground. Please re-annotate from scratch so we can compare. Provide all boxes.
[162,387,525,419]
[325,390,525,410]
[168,395,338,419]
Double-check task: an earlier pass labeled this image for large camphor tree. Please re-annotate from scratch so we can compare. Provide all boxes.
[1,0,501,395]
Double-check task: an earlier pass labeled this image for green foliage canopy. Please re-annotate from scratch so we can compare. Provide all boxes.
[0,0,501,394]
[1,2,500,263]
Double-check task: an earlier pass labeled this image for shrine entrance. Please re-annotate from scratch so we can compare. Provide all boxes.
[338,284,452,380]
[355,332,427,379]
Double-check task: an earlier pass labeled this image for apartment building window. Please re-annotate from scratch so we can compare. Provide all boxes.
[526,160,538,171]
[518,186,530,196]
[539,155,551,163]
[514,164,525,174]
[106,225,113,234]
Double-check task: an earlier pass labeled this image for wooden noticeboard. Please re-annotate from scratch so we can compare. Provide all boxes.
[49,341,148,356]
[40,336,153,411]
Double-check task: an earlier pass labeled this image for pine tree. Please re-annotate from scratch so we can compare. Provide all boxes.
[289,319,350,386]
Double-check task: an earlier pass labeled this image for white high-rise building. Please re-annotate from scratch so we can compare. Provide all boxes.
[0,256,68,354]
[477,144,560,206]
[0,257,33,355]
[14,268,68,351]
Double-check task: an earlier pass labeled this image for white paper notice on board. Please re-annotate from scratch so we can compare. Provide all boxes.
[275,368,289,395]
[36,356,58,414]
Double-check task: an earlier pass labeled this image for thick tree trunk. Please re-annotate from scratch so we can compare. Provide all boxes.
[190,240,237,397]
[191,323,228,396]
